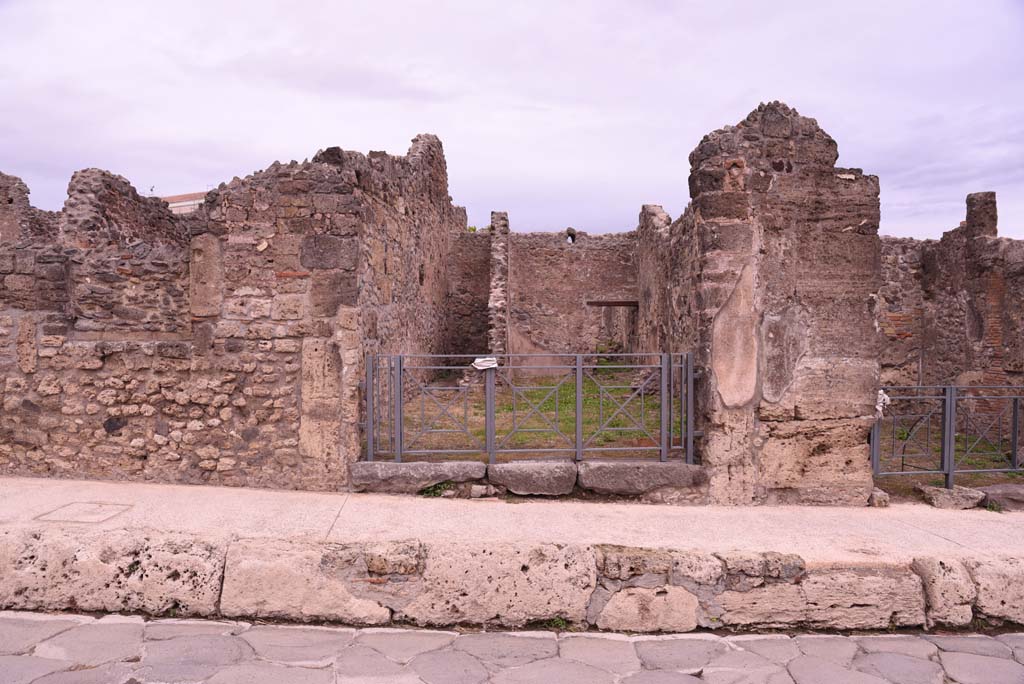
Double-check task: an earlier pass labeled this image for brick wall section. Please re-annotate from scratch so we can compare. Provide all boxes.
[879,193,1024,391]
[878,237,927,385]
[505,229,637,355]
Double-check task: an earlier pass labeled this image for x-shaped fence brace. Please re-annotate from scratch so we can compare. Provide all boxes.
[496,371,574,449]
[956,400,1013,468]
[403,381,484,451]
[583,370,659,448]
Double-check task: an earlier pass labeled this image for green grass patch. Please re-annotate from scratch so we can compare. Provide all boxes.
[419,481,454,497]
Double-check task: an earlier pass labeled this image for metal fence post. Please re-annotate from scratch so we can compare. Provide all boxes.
[660,353,671,462]
[685,352,695,465]
[365,355,375,461]
[1012,397,1020,470]
[485,366,496,464]
[393,355,404,463]
[942,385,957,489]
[575,355,584,462]
[870,418,880,475]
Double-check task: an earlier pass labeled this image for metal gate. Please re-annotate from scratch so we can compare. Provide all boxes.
[364,353,697,464]
[872,384,1024,488]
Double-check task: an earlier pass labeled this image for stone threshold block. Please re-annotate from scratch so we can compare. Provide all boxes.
[577,461,708,498]
[487,460,577,496]
[349,461,486,494]
[917,484,985,510]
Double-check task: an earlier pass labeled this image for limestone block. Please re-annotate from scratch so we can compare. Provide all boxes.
[719,551,805,591]
[718,566,924,629]
[598,546,675,581]
[596,586,699,632]
[966,557,1024,623]
[671,553,726,587]
[0,527,225,616]
[398,542,596,626]
[758,418,874,506]
[800,568,925,629]
[189,234,223,317]
[349,461,486,494]
[917,485,984,510]
[298,413,342,466]
[15,316,37,374]
[271,294,306,321]
[301,338,341,401]
[710,264,758,408]
[487,460,577,496]
[220,539,390,625]
[910,557,975,627]
[577,461,707,496]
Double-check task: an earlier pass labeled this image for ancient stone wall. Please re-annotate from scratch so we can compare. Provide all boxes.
[634,204,700,355]
[0,172,58,243]
[681,102,882,505]
[443,230,491,357]
[879,193,1024,388]
[486,212,510,357]
[0,137,468,491]
[505,228,638,356]
[3,103,1020,505]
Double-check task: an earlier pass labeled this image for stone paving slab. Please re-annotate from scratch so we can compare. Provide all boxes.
[4,611,1024,683]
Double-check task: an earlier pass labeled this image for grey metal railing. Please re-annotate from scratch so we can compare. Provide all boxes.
[364,352,698,464]
[871,385,1024,488]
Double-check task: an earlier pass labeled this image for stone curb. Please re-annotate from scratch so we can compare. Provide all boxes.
[2,525,1022,633]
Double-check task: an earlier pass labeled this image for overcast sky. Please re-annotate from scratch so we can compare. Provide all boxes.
[1,1,1021,238]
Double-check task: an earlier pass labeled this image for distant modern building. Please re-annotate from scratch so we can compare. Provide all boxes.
[161,191,206,215]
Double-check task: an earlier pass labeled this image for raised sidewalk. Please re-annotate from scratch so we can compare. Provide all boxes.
[2,476,1023,633]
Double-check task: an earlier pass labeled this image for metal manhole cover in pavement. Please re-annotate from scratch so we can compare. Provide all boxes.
[34,502,133,523]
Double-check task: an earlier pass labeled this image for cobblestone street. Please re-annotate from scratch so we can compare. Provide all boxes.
[2,611,1023,684]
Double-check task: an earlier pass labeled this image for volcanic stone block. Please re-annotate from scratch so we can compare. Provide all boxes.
[487,461,577,496]
[300,235,357,270]
[310,270,358,316]
[917,485,984,510]
[978,484,1024,512]
[349,461,486,494]
[0,527,225,616]
[576,461,707,496]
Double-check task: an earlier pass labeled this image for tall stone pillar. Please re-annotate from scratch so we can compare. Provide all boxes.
[487,211,510,357]
[690,102,882,505]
